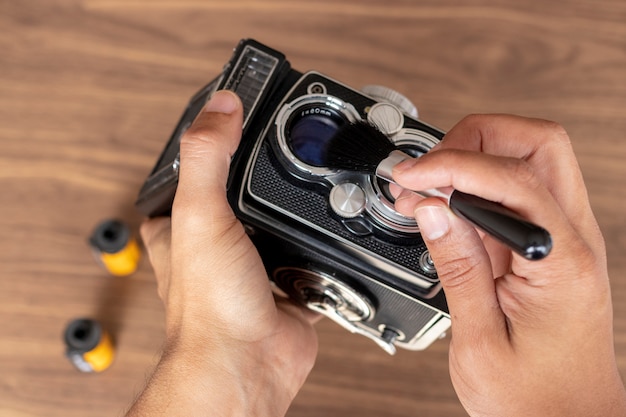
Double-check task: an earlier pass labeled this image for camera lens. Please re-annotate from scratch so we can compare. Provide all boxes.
[287,107,344,167]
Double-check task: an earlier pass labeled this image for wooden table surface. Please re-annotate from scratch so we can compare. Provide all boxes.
[1,1,625,416]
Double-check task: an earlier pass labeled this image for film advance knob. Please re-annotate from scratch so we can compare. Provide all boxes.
[330,183,366,218]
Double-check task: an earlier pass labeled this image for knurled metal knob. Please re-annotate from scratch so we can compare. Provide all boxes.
[367,102,405,135]
[361,85,419,118]
[329,183,366,218]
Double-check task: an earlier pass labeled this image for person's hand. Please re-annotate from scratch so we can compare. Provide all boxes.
[128,90,319,417]
[392,114,626,416]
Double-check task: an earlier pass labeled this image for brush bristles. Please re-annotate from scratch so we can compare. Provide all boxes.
[325,121,398,173]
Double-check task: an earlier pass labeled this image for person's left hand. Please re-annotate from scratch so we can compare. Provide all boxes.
[133,90,319,417]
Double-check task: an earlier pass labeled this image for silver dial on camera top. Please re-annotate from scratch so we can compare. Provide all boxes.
[361,85,419,118]
[367,102,404,136]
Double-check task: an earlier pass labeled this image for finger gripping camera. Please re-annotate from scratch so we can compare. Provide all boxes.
[136,39,450,354]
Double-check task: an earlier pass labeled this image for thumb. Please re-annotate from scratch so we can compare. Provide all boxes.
[414,199,507,344]
[172,90,243,227]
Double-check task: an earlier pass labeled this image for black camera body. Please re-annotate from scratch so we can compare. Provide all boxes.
[136,39,450,354]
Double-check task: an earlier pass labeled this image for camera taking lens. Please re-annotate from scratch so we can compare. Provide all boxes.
[287,105,344,167]
[275,94,360,177]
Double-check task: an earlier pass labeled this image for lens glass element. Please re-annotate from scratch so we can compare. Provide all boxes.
[288,110,342,167]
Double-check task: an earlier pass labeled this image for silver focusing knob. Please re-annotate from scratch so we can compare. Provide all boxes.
[330,183,366,218]
[361,85,419,118]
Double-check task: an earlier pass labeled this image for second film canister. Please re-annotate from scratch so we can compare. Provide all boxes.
[89,219,141,276]
[64,318,115,373]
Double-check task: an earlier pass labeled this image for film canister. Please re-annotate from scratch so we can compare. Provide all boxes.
[64,318,115,373]
[89,219,141,277]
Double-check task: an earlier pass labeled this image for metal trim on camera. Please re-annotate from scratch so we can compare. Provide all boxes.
[274,267,403,355]
[367,127,442,234]
[275,94,361,178]
[274,267,375,322]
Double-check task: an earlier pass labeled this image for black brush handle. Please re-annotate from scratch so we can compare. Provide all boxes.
[448,191,552,260]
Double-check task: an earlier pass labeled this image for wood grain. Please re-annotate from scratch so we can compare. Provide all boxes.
[1,1,625,416]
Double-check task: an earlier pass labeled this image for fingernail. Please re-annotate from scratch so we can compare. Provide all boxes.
[393,158,418,174]
[415,205,450,240]
[204,90,239,114]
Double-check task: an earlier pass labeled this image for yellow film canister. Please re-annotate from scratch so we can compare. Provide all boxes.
[89,219,141,276]
[64,318,115,373]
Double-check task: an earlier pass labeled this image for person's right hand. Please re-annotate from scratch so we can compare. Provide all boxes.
[392,115,626,416]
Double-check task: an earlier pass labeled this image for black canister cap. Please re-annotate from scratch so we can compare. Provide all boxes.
[89,219,130,254]
[64,318,102,352]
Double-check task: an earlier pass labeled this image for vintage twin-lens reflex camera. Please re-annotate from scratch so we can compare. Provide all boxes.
[136,39,450,354]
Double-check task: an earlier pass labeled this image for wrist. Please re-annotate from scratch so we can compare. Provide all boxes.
[156,327,298,417]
